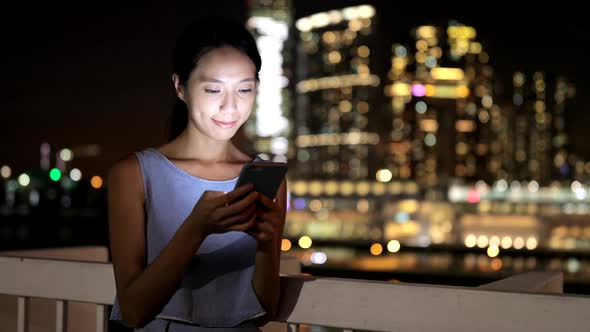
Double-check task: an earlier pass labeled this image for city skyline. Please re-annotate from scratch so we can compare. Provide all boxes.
[1,2,589,177]
[3,1,590,298]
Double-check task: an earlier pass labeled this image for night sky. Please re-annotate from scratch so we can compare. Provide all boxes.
[1,1,589,177]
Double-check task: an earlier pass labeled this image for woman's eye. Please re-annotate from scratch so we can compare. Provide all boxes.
[239,88,253,93]
[205,89,220,94]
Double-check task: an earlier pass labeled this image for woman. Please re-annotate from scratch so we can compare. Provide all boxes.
[108,16,287,331]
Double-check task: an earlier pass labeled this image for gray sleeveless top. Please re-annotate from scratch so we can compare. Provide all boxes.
[110,148,266,330]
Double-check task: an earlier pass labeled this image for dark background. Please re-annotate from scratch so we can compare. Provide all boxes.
[1,1,589,176]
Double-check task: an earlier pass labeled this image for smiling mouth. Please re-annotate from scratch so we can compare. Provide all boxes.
[212,119,237,128]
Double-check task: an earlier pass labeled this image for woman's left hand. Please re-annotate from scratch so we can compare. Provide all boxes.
[247,194,285,249]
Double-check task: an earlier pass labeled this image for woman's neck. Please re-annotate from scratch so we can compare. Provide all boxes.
[163,129,245,164]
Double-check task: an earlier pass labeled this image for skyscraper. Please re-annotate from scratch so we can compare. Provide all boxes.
[246,0,293,162]
[293,5,380,180]
[510,71,576,183]
[384,22,500,188]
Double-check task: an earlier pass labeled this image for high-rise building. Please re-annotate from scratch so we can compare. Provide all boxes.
[510,71,576,183]
[551,76,577,181]
[293,5,381,180]
[246,0,293,162]
[384,22,501,188]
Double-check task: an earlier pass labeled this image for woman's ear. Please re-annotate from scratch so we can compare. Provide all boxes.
[172,74,185,101]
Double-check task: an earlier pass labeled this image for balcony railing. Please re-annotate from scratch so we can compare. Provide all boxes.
[1,247,590,332]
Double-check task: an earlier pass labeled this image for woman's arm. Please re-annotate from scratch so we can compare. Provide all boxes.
[108,155,259,328]
[108,154,208,328]
[251,179,288,323]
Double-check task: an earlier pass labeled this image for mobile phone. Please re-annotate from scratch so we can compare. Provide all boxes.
[235,161,288,198]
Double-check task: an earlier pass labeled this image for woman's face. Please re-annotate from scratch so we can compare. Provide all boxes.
[179,46,257,141]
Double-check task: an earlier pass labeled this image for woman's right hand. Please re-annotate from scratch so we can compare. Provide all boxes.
[189,183,259,238]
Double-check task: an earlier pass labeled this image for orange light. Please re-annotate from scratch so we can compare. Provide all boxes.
[281,239,292,251]
[456,85,470,98]
[90,176,103,189]
[491,258,502,271]
[370,243,383,255]
[424,84,436,97]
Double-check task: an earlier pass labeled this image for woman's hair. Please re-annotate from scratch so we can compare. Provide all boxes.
[167,16,261,141]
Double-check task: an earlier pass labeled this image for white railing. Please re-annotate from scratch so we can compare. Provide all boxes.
[1,249,590,332]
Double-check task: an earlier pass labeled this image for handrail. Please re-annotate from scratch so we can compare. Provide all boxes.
[1,255,590,332]
[274,274,590,331]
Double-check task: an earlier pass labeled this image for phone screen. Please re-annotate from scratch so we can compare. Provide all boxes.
[235,162,288,198]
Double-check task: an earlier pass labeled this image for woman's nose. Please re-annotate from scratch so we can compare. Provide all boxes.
[220,92,237,113]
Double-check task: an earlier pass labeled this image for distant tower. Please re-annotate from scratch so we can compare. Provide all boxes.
[385,22,499,187]
[551,77,576,181]
[246,0,292,162]
[293,4,380,180]
[511,71,575,183]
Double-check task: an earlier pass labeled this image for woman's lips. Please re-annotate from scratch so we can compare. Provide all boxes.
[212,119,237,128]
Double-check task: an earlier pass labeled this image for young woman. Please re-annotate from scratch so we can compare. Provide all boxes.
[108,17,287,331]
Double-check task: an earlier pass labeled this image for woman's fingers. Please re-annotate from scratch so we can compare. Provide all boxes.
[257,194,279,211]
[218,184,254,206]
[216,191,259,219]
[221,204,256,227]
[228,214,257,232]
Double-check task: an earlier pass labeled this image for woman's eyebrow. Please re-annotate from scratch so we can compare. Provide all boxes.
[197,75,256,83]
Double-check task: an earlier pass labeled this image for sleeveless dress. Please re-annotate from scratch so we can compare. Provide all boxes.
[110,148,266,331]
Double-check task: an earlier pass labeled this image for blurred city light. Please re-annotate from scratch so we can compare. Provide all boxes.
[18,174,30,187]
[49,168,62,182]
[90,176,103,189]
[0,165,11,179]
[70,168,82,182]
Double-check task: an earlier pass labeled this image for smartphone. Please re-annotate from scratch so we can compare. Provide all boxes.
[235,161,288,198]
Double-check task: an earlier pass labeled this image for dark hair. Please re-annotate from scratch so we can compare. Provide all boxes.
[167,16,262,141]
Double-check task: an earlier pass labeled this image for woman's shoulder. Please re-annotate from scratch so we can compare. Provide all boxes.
[107,152,143,187]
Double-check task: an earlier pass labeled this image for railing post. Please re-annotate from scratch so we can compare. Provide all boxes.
[56,300,68,332]
[17,296,30,332]
[96,304,108,332]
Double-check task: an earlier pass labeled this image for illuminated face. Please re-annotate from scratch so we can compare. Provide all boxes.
[178,46,257,141]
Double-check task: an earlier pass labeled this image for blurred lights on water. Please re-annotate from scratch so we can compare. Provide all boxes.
[491,258,502,271]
